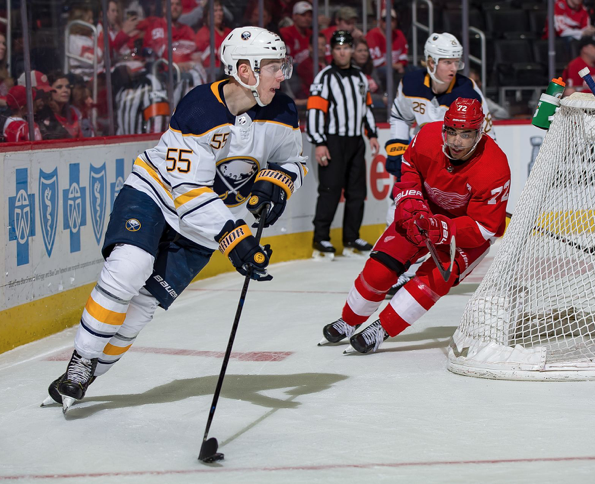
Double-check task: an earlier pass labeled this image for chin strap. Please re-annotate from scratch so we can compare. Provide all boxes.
[428,64,446,86]
[234,72,266,107]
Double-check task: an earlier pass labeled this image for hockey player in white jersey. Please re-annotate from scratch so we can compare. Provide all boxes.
[384,32,495,295]
[43,27,307,413]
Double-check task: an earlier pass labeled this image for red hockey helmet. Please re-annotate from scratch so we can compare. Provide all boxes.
[444,97,484,131]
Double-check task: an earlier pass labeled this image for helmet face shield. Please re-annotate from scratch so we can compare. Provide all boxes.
[258,56,293,80]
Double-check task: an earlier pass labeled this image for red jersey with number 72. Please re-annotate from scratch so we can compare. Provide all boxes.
[401,121,511,249]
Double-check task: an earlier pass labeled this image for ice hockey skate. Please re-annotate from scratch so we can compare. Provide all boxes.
[49,350,98,414]
[344,320,389,354]
[318,318,360,346]
[342,239,373,257]
[312,240,336,260]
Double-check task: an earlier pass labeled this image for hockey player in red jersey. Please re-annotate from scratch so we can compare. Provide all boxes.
[318,97,511,354]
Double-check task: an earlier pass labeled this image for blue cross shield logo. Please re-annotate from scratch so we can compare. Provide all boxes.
[8,168,36,266]
[39,167,59,258]
[89,163,107,245]
[110,158,125,212]
[62,163,87,253]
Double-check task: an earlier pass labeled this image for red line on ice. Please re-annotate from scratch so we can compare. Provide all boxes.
[2,456,595,480]
[45,347,293,362]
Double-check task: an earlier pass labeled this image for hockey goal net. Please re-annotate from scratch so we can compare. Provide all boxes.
[448,92,595,381]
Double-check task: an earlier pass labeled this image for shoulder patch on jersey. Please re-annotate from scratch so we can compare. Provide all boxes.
[170,82,233,136]
[310,83,323,94]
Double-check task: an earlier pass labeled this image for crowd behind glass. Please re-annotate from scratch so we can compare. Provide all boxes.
[0,0,592,143]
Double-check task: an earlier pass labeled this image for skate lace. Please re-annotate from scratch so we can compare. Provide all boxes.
[333,318,356,338]
[355,239,369,246]
[67,353,94,385]
[360,322,387,352]
[320,241,334,249]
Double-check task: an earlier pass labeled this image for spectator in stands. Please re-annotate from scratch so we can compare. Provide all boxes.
[195,0,231,69]
[245,2,276,33]
[321,6,364,63]
[71,80,96,138]
[544,0,595,40]
[280,2,313,66]
[295,32,327,103]
[67,5,104,82]
[3,86,43,142]
[38,71,82,140]
[352,38,384,106]
[98,0,140,60]
[468,68,510,119]
[133,0,195,68]
[0,32,13,105]
[179,0,207,28]
[562,36,595,94]
[365,8,408,81]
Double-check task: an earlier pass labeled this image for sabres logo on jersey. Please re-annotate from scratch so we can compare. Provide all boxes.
[214,156,260,207]
[125,218,141,231]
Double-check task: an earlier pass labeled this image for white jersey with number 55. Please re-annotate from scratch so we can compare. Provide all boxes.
[124,80,307,250]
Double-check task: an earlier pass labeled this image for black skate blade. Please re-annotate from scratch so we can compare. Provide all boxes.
[198,437,224,463]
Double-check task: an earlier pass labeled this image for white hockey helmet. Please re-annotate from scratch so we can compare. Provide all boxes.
[220,27,293,106]
[424,32,464,85]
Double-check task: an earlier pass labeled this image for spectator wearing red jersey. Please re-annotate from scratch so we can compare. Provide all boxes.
[280,1,313,66]
[3,86,43,142]
[97,0,140,60]
[563,36,595,94]
[194,0,231,68]
[133,0,196,67]
[321,6,364,63]
[366,9,408,74]
[37,71,82,140]
[544,0,595,40]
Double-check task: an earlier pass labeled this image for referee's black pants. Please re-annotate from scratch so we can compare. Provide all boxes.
[313,134,367,244]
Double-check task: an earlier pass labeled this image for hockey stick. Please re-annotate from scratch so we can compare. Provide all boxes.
[198,205,269,463]
[414,217,456,282]
[506,211,595,256]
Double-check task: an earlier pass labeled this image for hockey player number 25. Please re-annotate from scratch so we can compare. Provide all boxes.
[166,148,193,173]
[487,180,510,205]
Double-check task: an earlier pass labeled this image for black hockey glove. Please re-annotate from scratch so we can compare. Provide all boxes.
[385,138,409,180]
[216,219,273,281]
[247,163,296,228]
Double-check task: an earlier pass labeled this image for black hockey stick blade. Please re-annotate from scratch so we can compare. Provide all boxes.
[198,437,224,463]
[415,217,454,282]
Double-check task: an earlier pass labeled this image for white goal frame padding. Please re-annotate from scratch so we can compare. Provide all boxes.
[448,92,595,381]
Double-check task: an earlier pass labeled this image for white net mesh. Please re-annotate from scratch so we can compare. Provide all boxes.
[448,92,595,380]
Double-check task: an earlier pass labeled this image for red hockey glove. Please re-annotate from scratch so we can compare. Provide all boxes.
[393,186,430,228]
[406,213,455,247]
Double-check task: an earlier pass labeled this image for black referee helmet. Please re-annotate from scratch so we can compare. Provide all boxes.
[330,30,354,48]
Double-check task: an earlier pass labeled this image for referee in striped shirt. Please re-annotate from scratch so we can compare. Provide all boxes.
[307,30,380,257]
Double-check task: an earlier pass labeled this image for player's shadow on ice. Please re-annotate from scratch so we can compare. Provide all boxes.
[380,326,456,353]
[65,372,348,419]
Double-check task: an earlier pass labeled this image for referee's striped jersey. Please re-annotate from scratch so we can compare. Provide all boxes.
[306,63,378,145]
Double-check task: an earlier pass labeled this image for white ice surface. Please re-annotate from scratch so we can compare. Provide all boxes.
[2,251,595,483]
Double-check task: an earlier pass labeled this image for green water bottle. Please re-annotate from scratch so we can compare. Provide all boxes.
[532,77,566,130]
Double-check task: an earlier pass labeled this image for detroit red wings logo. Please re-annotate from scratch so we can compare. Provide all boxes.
[423,181,471,210]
